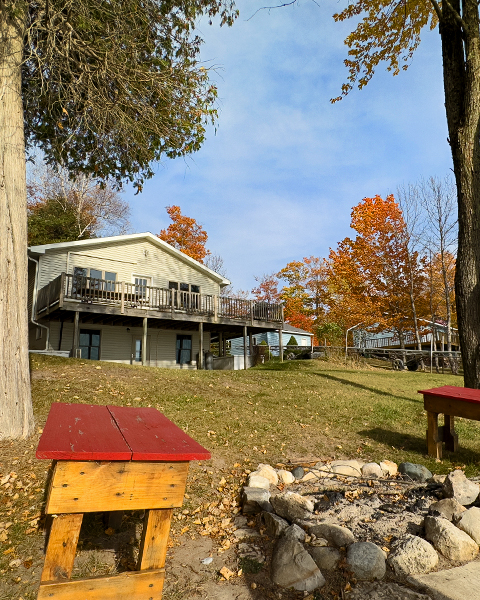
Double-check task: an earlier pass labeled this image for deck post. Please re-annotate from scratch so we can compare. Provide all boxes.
[59,273,65,309]
[249,332,253,355]
[243,326,248,370]
[198,322,204,369]
[279,328,284,363]
[214,295,218,321]
[250,300,254,325]
[218,332,223,357]
[121,281,125,314]
[73,311,80,358]
[142,317,148,366]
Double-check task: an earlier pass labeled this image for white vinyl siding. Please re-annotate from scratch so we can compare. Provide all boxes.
[48,322,210,369]
[37,239,221,296]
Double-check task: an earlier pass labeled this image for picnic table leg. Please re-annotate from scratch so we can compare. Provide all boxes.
[138,508,173,571]
[443,414,459,452]
[426,411,442,459]
[41,513,83,582]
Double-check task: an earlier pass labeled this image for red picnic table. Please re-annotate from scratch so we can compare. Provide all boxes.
[419,385,480,459]
[36,403,210,600]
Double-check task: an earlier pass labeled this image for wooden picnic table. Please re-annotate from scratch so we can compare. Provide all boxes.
[419,385,480,459]
[36,403,210,600]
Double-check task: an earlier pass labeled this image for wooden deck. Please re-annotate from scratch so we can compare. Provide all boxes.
[35,273,283,330]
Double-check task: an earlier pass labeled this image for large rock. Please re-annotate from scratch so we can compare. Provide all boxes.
[380,460,398,477]
[429,497,466,521]
[362,462,383,479]
[255,464,279,486]
[270,491,314,522]
[242,487,272,514]
[330,460,363,477]
[247,474,271,489]
[263,512,289,538]
[271,537,325,592]
[308,523,355,548]
[443,470,480,506]
[398,463,432,483]
[387,535,438,576]
[283,524,306,542]
[424,515,479,561]
[308,547,341,572]
[346,542,386,580]
[291,466,305,480]
[455,507,480,544]
[408,562,480,600]
[301,471,318,483]
[277,469,295,484]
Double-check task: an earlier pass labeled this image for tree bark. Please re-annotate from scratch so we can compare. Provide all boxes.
[0,5,34,438]
[441,0,480,387]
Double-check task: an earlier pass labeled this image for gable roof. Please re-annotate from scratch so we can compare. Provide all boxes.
[283,324,313,336]
[28,232,231,287]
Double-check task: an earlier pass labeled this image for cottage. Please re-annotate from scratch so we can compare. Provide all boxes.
[28,233,283,369]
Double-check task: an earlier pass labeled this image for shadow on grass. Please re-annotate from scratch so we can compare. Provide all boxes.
[359,427,426,454]
[360,427,480,464]
[311,372,421,404]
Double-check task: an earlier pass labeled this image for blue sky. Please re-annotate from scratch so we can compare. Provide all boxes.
[124,0,453,292]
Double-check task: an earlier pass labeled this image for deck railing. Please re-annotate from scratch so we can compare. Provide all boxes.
[36,273,283,323]
[362,330,459,349]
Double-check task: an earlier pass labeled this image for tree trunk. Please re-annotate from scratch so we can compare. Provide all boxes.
[0,7,34,439]
[441,0,480,387]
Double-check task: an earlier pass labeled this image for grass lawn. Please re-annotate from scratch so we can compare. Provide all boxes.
[1,354,479,599]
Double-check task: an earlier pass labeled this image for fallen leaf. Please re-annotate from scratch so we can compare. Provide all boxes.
[219,566,235,580]
[105,528,115,536]
[3,547,15,555]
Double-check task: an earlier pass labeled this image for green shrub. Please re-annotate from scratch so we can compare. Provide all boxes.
[286,335,298,346]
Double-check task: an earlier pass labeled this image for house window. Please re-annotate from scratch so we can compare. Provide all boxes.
[169,281,200,294]
[72,267,88,294]
[79,329,101,360]
[133,276,151,299]
[73,267,116,292]
[169,282,201,309]
[176,335,192,364]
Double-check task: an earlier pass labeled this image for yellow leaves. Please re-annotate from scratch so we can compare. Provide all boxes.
[345,489,360,501]
[219,566,235,580]
[104,527,115,536]
[3,547,15,555]
[332,0,435,99]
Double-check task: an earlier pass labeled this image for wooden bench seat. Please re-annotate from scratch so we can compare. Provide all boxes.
[36,403,210,600]
[419,386,480,459]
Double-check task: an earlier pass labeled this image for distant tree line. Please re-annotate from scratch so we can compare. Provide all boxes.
[252,176,457,350]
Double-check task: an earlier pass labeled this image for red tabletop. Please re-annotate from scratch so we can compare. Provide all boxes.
[418,385,480,404]
[36,403,211,462]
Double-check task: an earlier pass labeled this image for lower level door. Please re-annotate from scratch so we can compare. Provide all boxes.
[131,336,150,364]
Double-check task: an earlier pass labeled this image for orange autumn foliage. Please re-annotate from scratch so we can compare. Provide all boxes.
[158,205,210,263]
[328,195,427,336]
[251,273,280,303]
